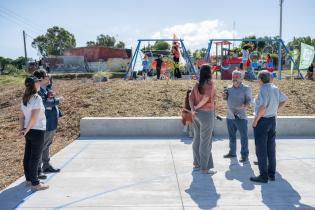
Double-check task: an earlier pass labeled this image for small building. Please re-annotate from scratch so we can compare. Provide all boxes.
[64,47,131,72]
[43,47,132,73]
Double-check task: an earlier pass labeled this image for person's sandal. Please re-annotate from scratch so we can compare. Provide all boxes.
[31,183,49,191]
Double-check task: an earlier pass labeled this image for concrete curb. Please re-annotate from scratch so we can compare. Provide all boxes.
[80,116,315,138]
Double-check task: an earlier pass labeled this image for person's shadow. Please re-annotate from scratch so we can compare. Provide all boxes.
[225,158,255,191]
[261,172,314,210]
[185,171,220,210]
[0,181,33,209]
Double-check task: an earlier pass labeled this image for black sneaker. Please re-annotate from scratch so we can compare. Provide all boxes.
[250,176,268,183]
[38,172,47,180]
[43,165,60,173]
[223,153,236,158]
[239,157,248,163]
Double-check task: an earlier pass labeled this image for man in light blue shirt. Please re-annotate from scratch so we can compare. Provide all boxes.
[223,70,252,162]
[250,70,288,183]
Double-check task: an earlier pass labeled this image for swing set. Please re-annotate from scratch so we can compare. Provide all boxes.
[124,39,197,80]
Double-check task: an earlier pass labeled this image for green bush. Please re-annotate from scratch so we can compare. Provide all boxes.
[3,64,21,75]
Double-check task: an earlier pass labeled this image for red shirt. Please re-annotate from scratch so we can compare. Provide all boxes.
[189,81,216,112]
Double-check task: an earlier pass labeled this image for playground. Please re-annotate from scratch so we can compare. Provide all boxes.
[124,36,311,82]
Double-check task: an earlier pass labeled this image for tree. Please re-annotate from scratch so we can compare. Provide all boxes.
[153,41,170,51]
[96,34,116,47]
[115,41,125,49]
[11,56,28,69]
[287,36,315,50]
[0,57,12,75]
[32,26,76,56]
[86,41,96,47]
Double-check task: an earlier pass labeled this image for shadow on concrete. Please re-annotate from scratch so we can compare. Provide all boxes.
[0,181,33,210]
[185,171,220,210]
[260,173,314,210]
[180,137,192,145]
[225,158,255,191]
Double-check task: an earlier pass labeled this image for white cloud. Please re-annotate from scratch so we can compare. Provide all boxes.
[152,19,236,49]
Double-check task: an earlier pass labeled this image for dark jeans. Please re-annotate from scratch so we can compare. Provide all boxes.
[173,57,181,78]
[23,129,45,185]
[156,68,161,79]
[254,117,276,179]
[226,118,249,158]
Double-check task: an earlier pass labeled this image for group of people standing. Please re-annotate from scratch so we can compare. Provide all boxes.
[20,69,63,191]
[187,64,288,183]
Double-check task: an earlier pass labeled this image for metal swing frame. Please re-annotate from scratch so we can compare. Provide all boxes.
[124,39,197,79]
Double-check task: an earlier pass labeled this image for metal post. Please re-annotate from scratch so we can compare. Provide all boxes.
[125,41,141,79]
[180,40,196,76]
[131,43,141,78]
[278,40,282,80]
[278,0,284,80]
[280,39,304,79]
[23,30,28,68]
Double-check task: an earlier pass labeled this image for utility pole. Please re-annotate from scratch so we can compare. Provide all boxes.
[278,0,284,80]
[23,30,28,68]
[232,21,236,48]
[279,0,283,39]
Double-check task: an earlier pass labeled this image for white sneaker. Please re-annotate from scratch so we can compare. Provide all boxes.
[31,183,49,191]
[202,169,217,175]
[208,169,217,175]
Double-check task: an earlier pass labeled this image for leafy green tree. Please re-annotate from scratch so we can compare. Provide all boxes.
[287,36,315,50]
[115,41,125,49]
[12,56,28,69]
[96,34,116,47]
[153,41,170,51]
[0,57,12,75]
[32,26,76,56]
[86,41,96,47]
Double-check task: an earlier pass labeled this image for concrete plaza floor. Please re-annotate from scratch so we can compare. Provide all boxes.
[1,137,315,210]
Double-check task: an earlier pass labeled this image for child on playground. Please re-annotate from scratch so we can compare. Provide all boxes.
[181,89,193,137]
[142,54,150,80]
[266,54,274,72]
[155,54,163,80]
[241,45,250,70]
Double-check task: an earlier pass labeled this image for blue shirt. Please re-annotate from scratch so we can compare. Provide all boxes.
[254,83,288,118]
[226,83,252,119]
[142,59,150,70]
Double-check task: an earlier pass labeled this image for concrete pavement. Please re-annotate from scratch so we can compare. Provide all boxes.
[1,138,315,210]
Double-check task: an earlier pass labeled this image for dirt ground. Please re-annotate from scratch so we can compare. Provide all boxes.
[0,78,314,190]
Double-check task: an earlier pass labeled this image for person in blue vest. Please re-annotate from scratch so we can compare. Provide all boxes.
[33,69,64,174]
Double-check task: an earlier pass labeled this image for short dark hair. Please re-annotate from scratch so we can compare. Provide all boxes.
[258,70,271,84]
[33,69,48,79]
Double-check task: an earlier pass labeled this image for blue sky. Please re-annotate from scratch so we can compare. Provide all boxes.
[0,0,314,59]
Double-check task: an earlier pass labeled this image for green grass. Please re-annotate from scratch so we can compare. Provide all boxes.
[0,74,26,85]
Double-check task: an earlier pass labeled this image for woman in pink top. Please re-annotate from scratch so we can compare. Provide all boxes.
[189,64,217,175]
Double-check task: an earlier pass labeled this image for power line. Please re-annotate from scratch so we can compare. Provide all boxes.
[0,10,42,34]
[0,13,38,34]
[0,6,45,32]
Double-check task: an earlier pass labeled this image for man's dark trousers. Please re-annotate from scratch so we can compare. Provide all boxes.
[254,117,276,179]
